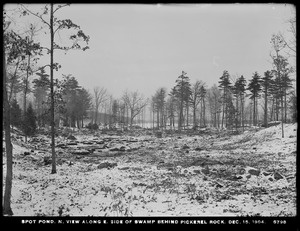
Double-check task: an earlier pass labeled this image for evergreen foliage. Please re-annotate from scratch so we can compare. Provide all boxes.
[289,91,297,122]
[233,75,247,129]
[261,70,273,126]
[247,72,262,126]
[23,102,37,136]
[173,71,192,129]
[32,68,50,127]
[10,98,22,129]
[218,70,232,128]
[59,74,92,128]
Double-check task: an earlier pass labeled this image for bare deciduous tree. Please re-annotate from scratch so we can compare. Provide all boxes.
[153,87,167,129]
[190,80,204,130]
[281,11,296,58]
[207,84,222,128]
[122,90,148,128]
[93,86,108,125]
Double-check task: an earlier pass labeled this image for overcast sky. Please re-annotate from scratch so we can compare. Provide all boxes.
[5,3,296,99]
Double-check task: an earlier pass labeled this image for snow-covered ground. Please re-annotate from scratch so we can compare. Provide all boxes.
[2,123,297,216]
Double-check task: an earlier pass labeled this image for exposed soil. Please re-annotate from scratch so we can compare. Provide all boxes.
[2,123,297,216]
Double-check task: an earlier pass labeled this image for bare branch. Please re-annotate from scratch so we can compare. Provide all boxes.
[40,46,51,53]
[94,87,108,108]
[20,4,51,28]
[122,90,148,126]
[53,4,70,14]
[53,23,64,35]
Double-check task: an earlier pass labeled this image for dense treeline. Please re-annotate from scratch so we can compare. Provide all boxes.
[4,9,296,135]
[149,31,296,131]
[150,64,295,132]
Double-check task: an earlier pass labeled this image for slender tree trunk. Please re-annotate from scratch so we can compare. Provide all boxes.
[221,89,225,129]
[200,100,203,127]
[23,54,31,143]
[225,91,228,128]
[281,95,284,138]
[214,96,217,128]
[186,102,189,129]
[235,95,238,131]
[90,110,93,124]
[130,109,134,128]
[161,107,164,130]
[241,96,244,131]
[284,90,287,123]
[50,4,56,174]
[77,118,80,129]
[141,107,144,128]
[249,102,252,126]
[104,105,107,125]
[275,98,279,121]
[203,97,206,127]
[218,111,221,128]
[152,108,154,130]
[172,114,175,130]
[149,106,152,129]
[95,107,98,124]
[221,102,224,129]
[264,91,268,127]
[178,99,183,131]
[253,97,256,126]
[256,98,258,126]
[274,98,277,121]
[256,98,259,126]
[126,105,129,127]
[270,97,274,122]
[3,43,14,216]
[193,103,196,130]
[214,110,217,128]
[156,109,159,129]
[240,95,242,128]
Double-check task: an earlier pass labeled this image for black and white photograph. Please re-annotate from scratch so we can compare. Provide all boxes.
[2,3,297,224]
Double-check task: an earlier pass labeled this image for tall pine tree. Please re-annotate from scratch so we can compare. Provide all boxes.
[32,68,50,127]
[199,85,207,128]
[236,75,246,130]
[261,70,273,127]
[281,72,294,122]
[173,71,192,130]
[10,98,22,130]
[23,102,37,137]
[247,72,262,126]
[218,70,232,129]
[190,80,204,130]
[21,3,90,174]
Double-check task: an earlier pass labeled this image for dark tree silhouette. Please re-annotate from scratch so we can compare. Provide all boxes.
[173,71,192,130]
[247,72,262,126]
[261,70,273,127]
[21,3,90,174]
[23,102,37,137]
[218,70,232,129]
[10,98,22,130]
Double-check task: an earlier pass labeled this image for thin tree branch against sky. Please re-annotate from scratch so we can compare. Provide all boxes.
[4,3,295,98]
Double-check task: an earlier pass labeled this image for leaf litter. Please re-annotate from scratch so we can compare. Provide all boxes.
[2,123,297,216]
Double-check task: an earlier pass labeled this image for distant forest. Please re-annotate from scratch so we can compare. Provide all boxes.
[4,4,297,133]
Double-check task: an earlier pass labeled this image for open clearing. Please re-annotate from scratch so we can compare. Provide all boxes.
[2,123,297,216]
